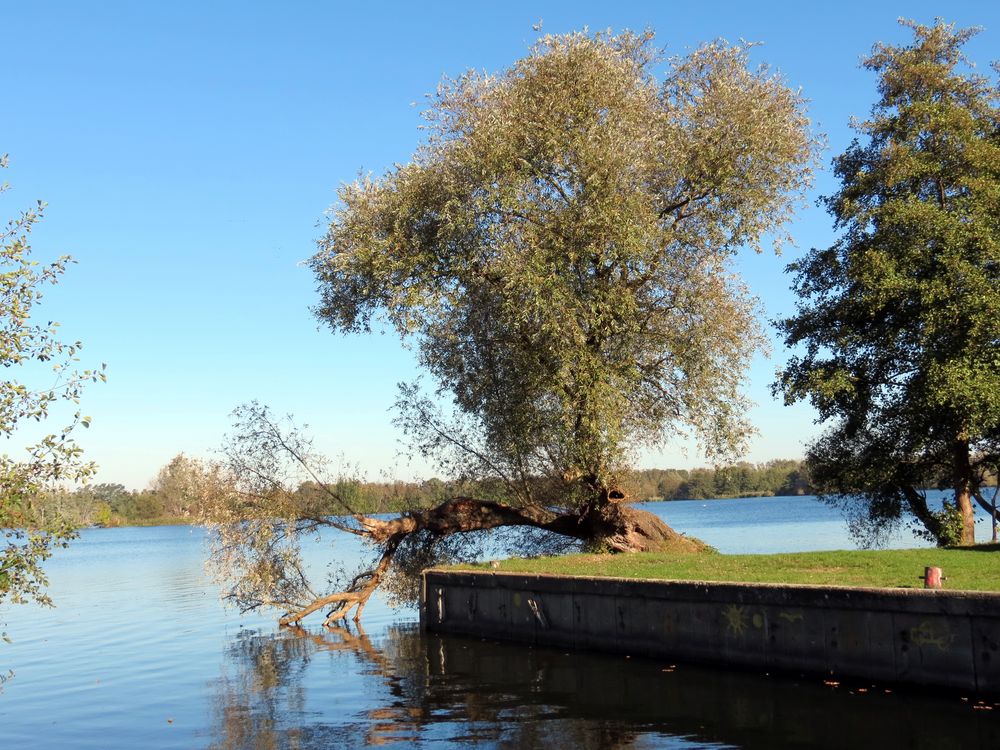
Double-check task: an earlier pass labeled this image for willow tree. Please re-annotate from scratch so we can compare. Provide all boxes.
[777,20,1000,547]
[208,30,815,625]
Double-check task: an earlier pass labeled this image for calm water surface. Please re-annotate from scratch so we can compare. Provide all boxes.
[1,496,998,749]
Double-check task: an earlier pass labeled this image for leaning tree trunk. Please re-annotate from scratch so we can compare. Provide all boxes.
[275,495,705,628]
[568,498,706,553]
[214,404,710,629]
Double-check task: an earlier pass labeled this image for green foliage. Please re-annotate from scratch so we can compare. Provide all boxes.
[152,453,216,517]
[776,20,1000,546]
[913,500,965,547]
[292,477,467,515]
[627,460,812,500]
[88,483,130,509]
[312,29,816,512]
[0,155,104,609]
[92,502,113,527]
[26,456,228,529]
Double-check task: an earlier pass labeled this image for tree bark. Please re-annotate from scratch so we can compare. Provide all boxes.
[953,436,976,546]
[358,496,705,553]
[901,486,947,543]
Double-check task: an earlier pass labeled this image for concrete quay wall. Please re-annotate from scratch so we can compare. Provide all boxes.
[421,569,1000,694]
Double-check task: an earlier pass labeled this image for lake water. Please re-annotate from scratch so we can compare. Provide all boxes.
[1,495,998,749]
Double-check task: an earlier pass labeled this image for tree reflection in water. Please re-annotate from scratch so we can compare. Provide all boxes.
[208,623,999,750]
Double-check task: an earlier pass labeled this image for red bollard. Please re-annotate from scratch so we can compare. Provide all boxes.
[923,566,943,589]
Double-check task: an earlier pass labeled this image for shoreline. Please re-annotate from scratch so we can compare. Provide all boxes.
[422,568,1000,695]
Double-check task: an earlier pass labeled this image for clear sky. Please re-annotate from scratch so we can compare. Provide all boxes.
[3,1,998,489]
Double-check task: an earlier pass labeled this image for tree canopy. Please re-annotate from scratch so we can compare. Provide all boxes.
[0,155,104,610]
[776,20,1000,546]
[312,29,815,508]
[208,29,816,625]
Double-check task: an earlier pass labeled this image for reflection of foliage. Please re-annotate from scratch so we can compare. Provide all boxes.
[207,623,640,750]
[209,629,311,750]
[206,623,990,749]
[208,624,425,750]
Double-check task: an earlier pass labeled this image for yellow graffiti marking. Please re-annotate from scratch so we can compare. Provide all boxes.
[723,605,747,635]
[910,620,953,652]
[779,611,803,623]
[752,613,764,629]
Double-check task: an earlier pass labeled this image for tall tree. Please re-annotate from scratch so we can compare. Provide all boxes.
[0,155,105,611]
[152,453,220,517]
[207,29,816,625]
[777,20,1000,546]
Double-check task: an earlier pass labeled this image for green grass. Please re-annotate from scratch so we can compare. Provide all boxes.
[458,545,1000,592]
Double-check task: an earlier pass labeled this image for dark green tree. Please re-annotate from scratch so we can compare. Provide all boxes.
[777,20,1000,546]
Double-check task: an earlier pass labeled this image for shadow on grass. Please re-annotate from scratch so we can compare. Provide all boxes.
[950,543,1000,553]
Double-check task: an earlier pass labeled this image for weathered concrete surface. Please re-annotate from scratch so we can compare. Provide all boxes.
[421,570,1000,694]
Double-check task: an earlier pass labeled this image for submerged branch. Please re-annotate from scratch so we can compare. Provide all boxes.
[261,495,704,627]
[210,403,706,628]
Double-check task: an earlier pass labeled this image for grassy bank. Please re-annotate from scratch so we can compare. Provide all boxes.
[462,545,1000,592]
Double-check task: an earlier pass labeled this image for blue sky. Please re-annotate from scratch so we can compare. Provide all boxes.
[3,1,998,489]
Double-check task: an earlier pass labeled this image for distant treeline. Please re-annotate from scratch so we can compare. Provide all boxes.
[625,459,812,501]
[37,452,1000,527]
[35,455,819,528]
[37,475,475,527]
[35,455,225,528]
[35,484,194,528]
